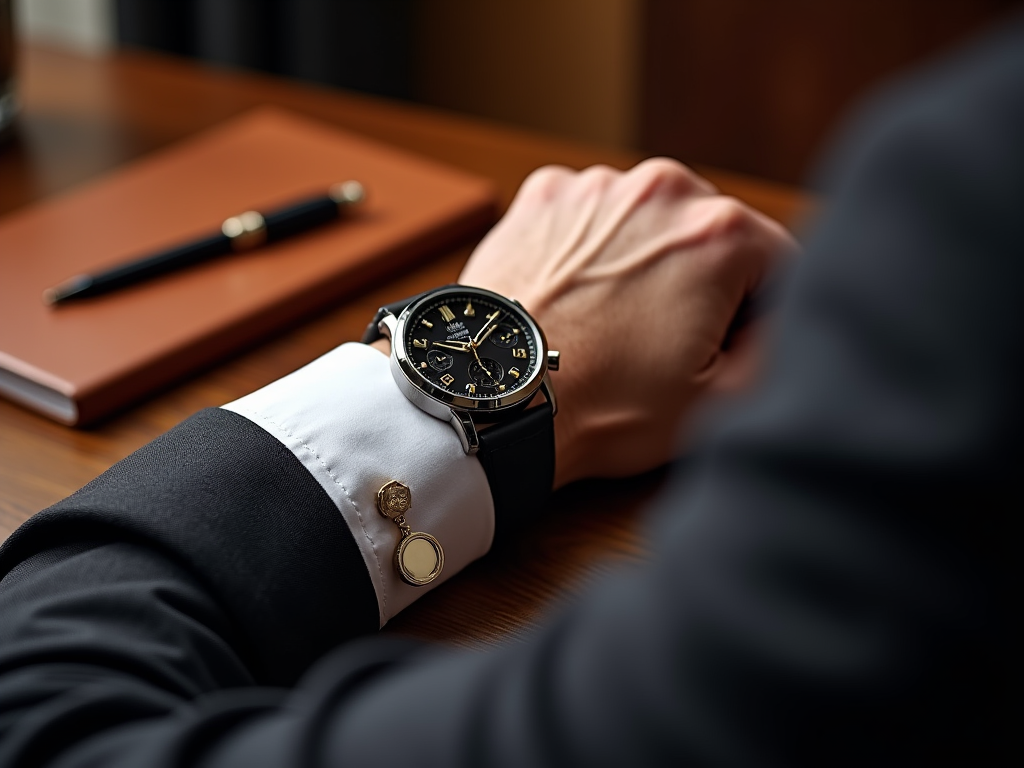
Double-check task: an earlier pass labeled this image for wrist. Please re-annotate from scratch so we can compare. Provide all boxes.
[549,373,592,489]
[365,287,559,512]
[553,403,581,489]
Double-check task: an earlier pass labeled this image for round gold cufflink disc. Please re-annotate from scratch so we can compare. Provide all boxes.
[396,532,444,586]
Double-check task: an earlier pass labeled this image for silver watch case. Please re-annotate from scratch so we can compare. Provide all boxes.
[377,285,558,455]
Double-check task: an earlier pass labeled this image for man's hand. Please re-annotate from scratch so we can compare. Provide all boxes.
[459,159,796,488]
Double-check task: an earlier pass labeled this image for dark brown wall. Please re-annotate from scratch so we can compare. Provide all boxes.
[415,0,639,148]
[641,0,1017,184]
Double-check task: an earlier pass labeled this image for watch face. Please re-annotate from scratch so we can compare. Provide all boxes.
[395,286,546,412]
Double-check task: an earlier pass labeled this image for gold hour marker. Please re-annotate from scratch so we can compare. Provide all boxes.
[512,328,520,334]
[439,305,456,322]
[420,318,434,329]
[466,383,476,394]
[509,367,521,378]
[440,373,455,386]
[512,348,527,358]
[464,301,475,317]
[413,338,428,349]
[420,362,428,369]
[498,384,506,392]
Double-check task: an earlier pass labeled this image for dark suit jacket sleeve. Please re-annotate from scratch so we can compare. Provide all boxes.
[0,14,1021,768]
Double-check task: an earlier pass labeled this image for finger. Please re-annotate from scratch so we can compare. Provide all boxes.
[698,203,796,394]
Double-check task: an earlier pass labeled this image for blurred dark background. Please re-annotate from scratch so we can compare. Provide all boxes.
[21,0,1022,185]
[116,0,414,100]
[638,0,1018,184]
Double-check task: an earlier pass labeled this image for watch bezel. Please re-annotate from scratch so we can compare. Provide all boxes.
[389,285,549,416]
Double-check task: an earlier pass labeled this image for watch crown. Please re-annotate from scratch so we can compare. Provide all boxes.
[547,350,560,371]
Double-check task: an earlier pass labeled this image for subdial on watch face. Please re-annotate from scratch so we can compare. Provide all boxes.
[427,349,453,371]
[468,357,504,387]
[489,323,520,349]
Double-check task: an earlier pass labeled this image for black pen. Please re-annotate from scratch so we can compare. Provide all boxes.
[42,180,365,305]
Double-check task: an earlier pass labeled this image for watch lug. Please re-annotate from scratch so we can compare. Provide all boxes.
[540,372,558,417]
[378,312,397,340]
[449,409,480,454]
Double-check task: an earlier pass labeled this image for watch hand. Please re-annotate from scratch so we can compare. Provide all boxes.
[475,322,501,348]
[471,310,504,347]
[432,341,471,353]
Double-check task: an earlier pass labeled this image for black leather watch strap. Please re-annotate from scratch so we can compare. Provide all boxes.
[360,286,456,344]
[476,400,555,538]
[362,287,556,539]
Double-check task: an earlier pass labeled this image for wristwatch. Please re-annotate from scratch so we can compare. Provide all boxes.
[362,284,560,526]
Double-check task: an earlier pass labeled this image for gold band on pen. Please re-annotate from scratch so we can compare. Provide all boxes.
[329,180,366,212]
[222,210,267,251]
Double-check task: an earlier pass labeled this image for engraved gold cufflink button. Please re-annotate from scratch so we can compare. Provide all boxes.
[377,481,444,587]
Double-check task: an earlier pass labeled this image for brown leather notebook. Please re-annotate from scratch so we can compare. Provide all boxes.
[0,108,497,425]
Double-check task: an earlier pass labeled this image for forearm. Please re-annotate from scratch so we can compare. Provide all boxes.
[0,407,374,765]
[0,409,379,680]
[0,342,497,765]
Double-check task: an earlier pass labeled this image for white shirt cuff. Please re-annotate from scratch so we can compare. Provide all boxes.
[221,342,495,627]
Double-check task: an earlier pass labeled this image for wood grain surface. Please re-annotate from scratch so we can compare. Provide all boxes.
[0,44,808,646]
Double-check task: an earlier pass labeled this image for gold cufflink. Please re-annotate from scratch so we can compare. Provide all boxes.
[377,481,444,587]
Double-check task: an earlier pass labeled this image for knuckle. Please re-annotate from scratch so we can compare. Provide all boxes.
[519,164,573,200]
[636,156,688,177]
[630,157,715,198]
[707,196,756,237]
[577,164,620,192]
[687,195,793,277]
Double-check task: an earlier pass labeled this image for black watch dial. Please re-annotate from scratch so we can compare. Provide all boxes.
[401,289,541,404]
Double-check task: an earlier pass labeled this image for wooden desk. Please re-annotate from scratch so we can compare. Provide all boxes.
[0,45,807,647]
